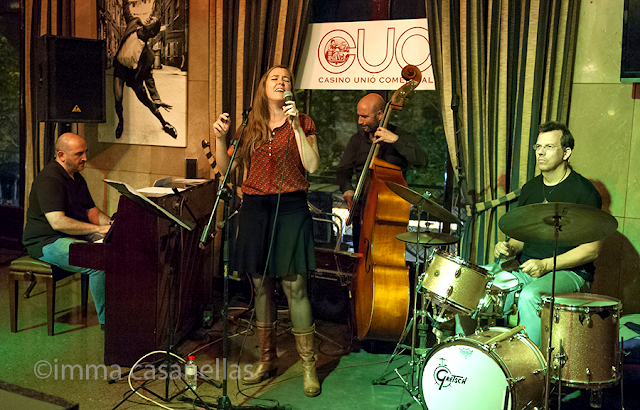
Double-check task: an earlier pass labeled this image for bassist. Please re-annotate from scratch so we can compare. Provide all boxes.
[336,93,427,251]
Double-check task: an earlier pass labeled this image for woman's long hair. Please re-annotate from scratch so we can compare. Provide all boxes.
[236,65,297,166]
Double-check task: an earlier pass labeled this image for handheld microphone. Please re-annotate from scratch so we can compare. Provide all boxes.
[283,91,295,125]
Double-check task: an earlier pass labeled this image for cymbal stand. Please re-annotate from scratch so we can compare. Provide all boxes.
[371,207,433,394]
[543,215,561,410]
[371,259,429,388]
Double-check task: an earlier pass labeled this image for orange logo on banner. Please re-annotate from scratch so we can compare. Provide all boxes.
[72,105,81,112]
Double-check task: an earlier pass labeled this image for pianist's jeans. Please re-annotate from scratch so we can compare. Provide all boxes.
[40,238,106,325]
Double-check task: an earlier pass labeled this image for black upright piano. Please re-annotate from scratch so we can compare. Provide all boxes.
[70,180,216,366]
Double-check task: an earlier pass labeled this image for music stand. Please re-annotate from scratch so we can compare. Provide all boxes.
[103,180,215,409]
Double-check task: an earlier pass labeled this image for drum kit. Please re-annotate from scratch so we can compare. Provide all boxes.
[376,182,623,410]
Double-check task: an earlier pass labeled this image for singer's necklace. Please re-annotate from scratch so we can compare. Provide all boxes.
[542,168,569,204]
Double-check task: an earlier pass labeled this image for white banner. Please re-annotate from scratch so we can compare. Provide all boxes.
[296,19,434,90]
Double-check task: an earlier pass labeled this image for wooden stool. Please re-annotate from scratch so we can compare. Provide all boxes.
[9,256,88,336]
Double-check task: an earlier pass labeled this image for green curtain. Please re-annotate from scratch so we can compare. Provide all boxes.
[425,0,580,265]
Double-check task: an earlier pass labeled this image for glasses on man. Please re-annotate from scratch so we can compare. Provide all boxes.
[532,144,563,152]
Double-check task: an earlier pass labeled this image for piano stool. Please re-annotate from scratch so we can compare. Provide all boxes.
[8,256,88,336]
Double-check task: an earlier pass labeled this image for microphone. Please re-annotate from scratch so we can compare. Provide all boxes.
[283,91,295,126]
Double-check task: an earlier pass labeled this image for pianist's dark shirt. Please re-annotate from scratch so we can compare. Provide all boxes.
[23,160,95,259]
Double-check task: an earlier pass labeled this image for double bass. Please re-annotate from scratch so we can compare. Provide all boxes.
[350,65,421,342]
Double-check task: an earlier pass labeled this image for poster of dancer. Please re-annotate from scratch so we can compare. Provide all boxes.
[97,0,187,147]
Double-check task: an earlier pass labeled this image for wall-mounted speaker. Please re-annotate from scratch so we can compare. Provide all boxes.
[36,35,106,122]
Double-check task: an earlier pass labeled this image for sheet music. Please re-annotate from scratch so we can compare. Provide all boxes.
[104,179,195,231]
[137,187,185,195]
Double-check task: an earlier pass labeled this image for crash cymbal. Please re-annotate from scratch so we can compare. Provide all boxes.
[396,231,460,245]
[385,181,460,223]
[499,202,618,247]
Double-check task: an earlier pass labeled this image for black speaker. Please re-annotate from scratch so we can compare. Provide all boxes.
[36,35,106,122]
[186,158,198,179]
[308,273,350,324]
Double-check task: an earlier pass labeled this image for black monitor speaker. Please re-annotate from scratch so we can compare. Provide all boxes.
[36,35,106,122]
[622,0,640,82]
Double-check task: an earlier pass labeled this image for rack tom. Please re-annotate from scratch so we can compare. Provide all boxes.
[421,251,490,315]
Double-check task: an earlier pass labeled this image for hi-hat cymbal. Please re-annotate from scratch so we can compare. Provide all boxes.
[385,181,460,223]
[396,231,460,245]
[499,202,618,247]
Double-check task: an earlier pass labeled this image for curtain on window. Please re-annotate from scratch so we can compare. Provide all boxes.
[425,0,580,264]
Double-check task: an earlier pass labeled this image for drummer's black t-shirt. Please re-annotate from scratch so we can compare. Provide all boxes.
[517,170,602,282]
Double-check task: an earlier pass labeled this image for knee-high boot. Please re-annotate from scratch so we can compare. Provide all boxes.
[292,324,321,397]
[244,321,278,384]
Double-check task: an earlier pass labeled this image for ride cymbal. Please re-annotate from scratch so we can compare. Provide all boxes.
[395,231,460,245]
[499,202,617,247]
[385,181,460,223]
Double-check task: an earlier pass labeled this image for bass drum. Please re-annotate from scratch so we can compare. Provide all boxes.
[421,327,546,410]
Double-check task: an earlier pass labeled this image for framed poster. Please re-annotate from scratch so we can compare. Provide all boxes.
[97,0,187,147]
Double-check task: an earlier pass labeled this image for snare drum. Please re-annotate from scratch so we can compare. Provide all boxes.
[540,293,622,388]
[421,327,546,410]
[421,250,490,314]
[477,271,523,318]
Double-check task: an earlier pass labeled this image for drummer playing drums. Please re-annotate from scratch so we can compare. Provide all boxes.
[492,121,602,348]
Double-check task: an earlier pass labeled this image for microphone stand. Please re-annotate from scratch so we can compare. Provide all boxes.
[200,108,250,249]
[195,109,289,410]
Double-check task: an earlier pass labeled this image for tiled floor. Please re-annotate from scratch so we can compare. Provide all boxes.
[0,247,637,410]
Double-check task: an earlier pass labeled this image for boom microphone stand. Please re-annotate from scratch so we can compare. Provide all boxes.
[197,109,289,410]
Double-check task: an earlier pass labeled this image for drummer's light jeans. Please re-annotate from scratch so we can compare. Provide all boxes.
[504,268,586,348]
[40,237,106,325]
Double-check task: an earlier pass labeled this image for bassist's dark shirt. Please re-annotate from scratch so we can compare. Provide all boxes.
[336,123,426,193]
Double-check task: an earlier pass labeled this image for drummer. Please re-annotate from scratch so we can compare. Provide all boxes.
[493,121,602,348]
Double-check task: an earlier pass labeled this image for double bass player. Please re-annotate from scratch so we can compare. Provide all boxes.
[336,93,427,251]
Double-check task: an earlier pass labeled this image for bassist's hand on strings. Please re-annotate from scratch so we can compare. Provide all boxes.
[372,127,399,144]
[343,190,354,208]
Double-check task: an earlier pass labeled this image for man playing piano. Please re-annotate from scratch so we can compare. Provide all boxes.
[23,132,112,329]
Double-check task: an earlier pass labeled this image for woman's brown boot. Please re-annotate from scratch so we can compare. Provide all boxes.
[244,321,278,384]
[292,324,321,397]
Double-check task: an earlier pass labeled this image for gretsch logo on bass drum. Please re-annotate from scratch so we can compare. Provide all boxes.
[433,358,468,390]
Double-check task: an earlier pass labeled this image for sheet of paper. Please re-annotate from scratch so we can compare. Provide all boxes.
[137,187,185,195]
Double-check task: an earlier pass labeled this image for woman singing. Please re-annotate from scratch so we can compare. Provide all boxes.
[212,66,321,397]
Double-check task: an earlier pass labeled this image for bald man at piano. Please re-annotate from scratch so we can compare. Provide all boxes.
[23,133,112,330]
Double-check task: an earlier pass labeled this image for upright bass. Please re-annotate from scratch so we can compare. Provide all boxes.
[350,65,421,342]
